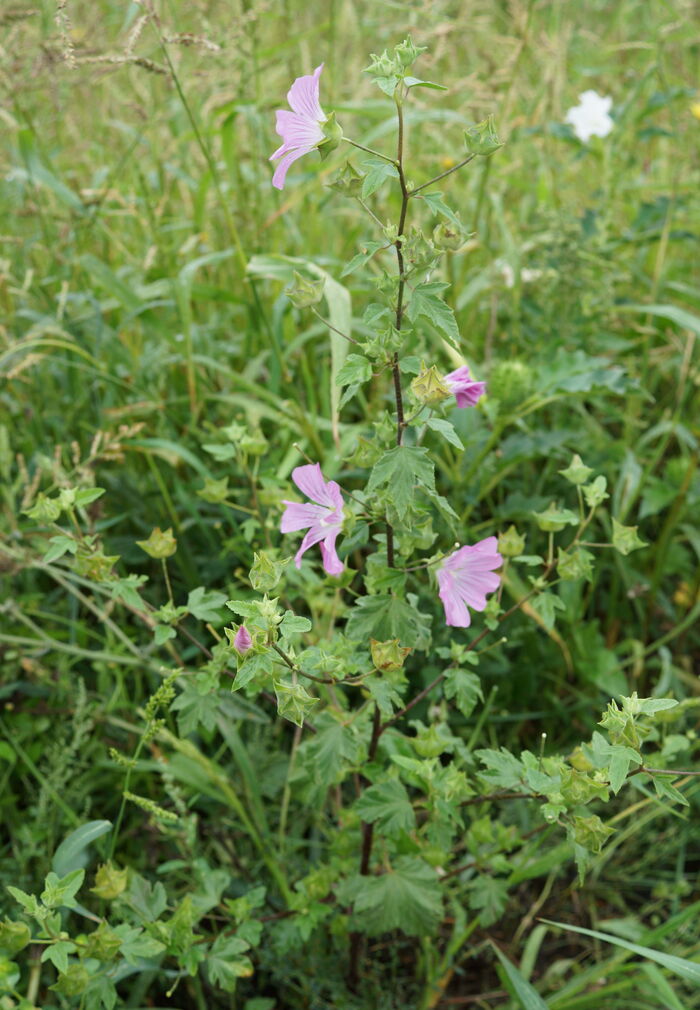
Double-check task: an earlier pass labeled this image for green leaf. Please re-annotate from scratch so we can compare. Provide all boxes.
[345,594,431,650]
[40,939,77,974]
[170,683,220,736]
[420,191,463,229]
[40,869,85,909]
[652,775,689,807]
[403,76,448,91]
[352,857,442,936]
[279,612,312,636]
[444,668,483,718]
[233,651,274,691]
[425,416,464,449]
[362,158,399,200]
[492,944,549,1010]
[467,875,509,926]
[612,517,647,556]
[542,919,700,983]
[531,592,566,631]
[43,535,77,564]
[303,720,360,788]
[476,748,524,789]
[187,586,228,623]
[341,241,385,277]
[335,353,372,387]
[355,779,416,835]
[367,445,435,520]
[207,935,252,992]
[5,887,40,917]
[407,281,460,348]
[52,821,112,878]
[366,676,406,718]
[108,574,148,610]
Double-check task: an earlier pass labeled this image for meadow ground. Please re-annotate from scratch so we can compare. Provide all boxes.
[1,1,700,1008]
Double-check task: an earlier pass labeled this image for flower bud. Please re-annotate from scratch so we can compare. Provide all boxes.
[249,551,289,592]
[91,862,128,900]
[464,115,503,156]
[233,625,252,654]
[287,271,325,309]
[432,221,464,251]
[394,36,427,69]
[370,638,411,672]
[136,527,177,559]
[559,453,593,486]
[411,363,452,405]
[328,161,364,196]
[497,525,525,558]
[366,50,398,78]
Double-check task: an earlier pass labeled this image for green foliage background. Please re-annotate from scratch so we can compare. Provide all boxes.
[1,0,699,1007]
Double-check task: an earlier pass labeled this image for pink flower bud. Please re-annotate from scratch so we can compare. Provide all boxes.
[233,625,252,654]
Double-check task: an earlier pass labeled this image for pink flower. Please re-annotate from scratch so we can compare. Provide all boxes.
[437,537,502,628]
[280,463,345,575]
[444,366,486,408]
[233,625,252,654]
[270,64,327,190]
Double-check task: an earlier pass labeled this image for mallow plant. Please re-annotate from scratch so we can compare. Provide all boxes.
[4,38,694,1009]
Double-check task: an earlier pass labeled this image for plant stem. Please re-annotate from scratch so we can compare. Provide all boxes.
[347,704,382,989]
[343,136,397,165]
[385,94,410,568]
[408,153,477,197]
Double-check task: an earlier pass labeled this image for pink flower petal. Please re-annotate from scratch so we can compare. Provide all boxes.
[436,537,502,628]
[292,464,338,509]
[280,500,330,533]
[294,524,329,569]
[287,64,325,121]
[320,530,343,576]
[272,147,311,190]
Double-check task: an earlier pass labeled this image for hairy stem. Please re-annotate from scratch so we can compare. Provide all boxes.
[347,704,383,988]
[385,93,410,569]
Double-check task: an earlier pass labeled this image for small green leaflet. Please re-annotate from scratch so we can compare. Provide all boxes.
[420,191,463,229]
[406,281,460,348]
[341,241,386,277]
[206,935,252,992]
[403,76,448,90]
[476,748,524,789]
[355,778,415,835]
[468,875,509,926]
[367,445,435,520]
[531,592,566,631]
[444,668,483,718]
[187,586,228,623]
[425,416,464,449]
[362,158,399,200]
[170,683,220,735]
[41,939,77,973]
[352,857,442,936]
[335,353,372,387]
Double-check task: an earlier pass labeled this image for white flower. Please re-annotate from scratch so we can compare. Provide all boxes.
[565,90,614,143]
